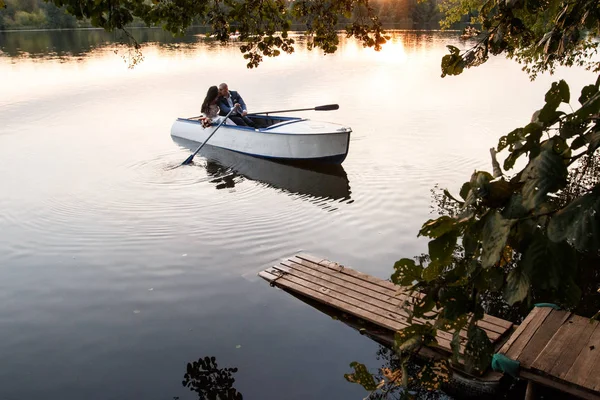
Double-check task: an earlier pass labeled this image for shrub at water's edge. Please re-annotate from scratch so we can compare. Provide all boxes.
[352,0,600,394]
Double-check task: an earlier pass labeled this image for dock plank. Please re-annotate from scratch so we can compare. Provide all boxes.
[287,258,410,303]
[564,322,600,389]
[517,309,571,368]
[280,261,412,315]
[292,255,402,296]
[504,307,553,360]
[277,261,467,350]
[292,255,510,338]
[282,259,502,342]
[531,314,597,378]
[263,267,410,331]
[296,253,399,290]
[268,266,460,352]
[260,254,514,354]
[276,263,413,322]
[550,316,597,380]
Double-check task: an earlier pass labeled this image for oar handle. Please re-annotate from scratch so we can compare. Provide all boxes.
[250,104,339,115]
[315,104,339,111]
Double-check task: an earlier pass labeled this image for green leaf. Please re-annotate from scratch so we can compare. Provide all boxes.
[521,231,575,291]
[459,181,471,200]
[545,80,570,106]
[520,140,568,211]
[464,171,494,206]
[344,362,378,391]
[422,261,445,282]
[419,216,457,238]
[576,92,600,123]
[481,211,515,268]
[391,258,423,286]
[538,109,565,125]
[534,82,569,126]
[450,331,462,363]
[472,171,494,194]
[559,119,584,139]
[463,218,484,257]
[464,326,494,374]
[579,84,599,105]
[504,268,530,305]
[441,46,464,77]
[522,122,544,158]
[483,179,515,207]
[572,135,588,150]
[394,324,436,353]
[445,261,468,286]
[501,123,543,171]
[412,293,437,318]
[417,359,451,391]
[547,186,600,253]
[439,287,470,320]
[501,194,528,219]
[498,128,524,152]
[428,231,458,266]
[444,189,464,206]
[524,121,544,137]
[447,44,460,56]
[503,146,527,170]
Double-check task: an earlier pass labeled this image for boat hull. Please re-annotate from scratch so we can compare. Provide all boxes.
[170,118,351,164]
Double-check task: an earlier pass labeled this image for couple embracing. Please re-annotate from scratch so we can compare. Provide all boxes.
[200,83,256,128]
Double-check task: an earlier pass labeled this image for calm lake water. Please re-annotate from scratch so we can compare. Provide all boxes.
[0,28,596,399]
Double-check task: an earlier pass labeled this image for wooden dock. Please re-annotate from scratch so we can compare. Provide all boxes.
[259,253,513,357]
[259,253,600,399]
[498,306,600,399]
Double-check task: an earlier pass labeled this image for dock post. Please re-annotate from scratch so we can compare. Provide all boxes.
[525,381,537,400]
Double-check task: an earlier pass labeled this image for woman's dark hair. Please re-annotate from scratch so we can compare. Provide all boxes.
[201,86,219,115]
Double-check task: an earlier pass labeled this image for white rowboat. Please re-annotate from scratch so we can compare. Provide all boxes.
[170,114,352,164]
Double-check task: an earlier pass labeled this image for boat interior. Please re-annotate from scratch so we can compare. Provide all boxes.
[185,114,302,130]
[247,114,302,129]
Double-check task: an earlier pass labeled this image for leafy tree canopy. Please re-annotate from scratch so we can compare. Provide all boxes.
[439,0,600,78]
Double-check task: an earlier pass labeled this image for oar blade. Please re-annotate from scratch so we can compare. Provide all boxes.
[181,154,195,165]
[315,104,339,111]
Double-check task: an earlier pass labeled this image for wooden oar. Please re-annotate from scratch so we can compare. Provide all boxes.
[250,104,339,116]
[181,108,235,166]
[187,104,339,119]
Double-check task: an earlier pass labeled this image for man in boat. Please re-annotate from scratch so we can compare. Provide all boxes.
[217,83,256,128]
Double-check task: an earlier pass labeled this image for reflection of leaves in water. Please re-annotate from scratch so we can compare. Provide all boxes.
[345,347,449,400]
[113,30,145,68]
[182,356,243,400]
[344,361,380,391]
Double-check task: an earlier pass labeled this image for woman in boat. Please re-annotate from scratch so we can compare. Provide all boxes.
[199,86,220,128]
[200,85,237,128]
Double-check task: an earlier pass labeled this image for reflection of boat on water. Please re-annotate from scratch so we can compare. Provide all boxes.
[172,137,352,203]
